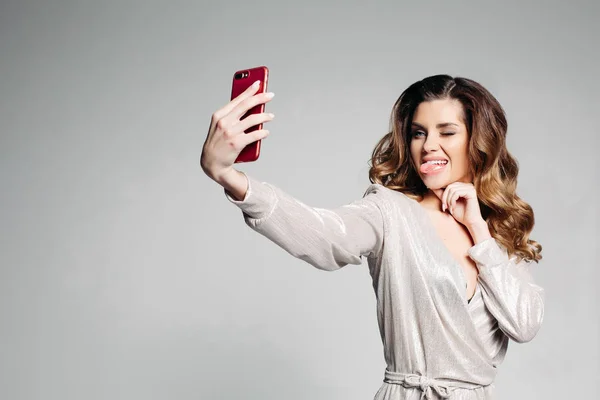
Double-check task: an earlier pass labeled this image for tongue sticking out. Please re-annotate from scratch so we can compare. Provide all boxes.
[420,162,447,174]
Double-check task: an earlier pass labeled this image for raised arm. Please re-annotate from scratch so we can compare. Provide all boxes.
[200,79,384,270]
[468,238,545,343]
[223,170,385,271]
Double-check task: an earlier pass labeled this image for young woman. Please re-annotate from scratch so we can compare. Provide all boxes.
[200,74,545,400]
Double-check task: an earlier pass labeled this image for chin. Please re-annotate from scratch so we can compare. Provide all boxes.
[421,176,450,190]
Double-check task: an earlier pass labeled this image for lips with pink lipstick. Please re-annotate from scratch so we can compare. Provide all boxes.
[419,158,448,175]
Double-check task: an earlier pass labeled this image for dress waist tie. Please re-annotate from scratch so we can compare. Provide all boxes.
[384,369,487,400]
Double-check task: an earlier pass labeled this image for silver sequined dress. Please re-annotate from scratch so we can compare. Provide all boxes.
[224,172,545,400]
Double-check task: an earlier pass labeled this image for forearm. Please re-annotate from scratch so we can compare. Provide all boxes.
[223,172,385,271]
[468,238,545,343]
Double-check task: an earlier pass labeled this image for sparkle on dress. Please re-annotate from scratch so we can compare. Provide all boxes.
[225,172,545,400]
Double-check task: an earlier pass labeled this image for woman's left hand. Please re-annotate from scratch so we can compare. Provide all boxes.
[432,182,485,228]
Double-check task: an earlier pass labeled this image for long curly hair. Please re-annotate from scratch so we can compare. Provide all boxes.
[368,74,542,263]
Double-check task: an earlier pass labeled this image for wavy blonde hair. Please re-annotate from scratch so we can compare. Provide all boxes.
[368,75,542,263]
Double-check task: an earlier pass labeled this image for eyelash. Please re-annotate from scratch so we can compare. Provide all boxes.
[411,131,456,137]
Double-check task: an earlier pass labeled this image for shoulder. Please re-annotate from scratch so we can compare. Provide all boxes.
[363,183,412,200]
[362,183,415,209]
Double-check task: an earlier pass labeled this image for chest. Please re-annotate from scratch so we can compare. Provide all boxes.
[426,211,480,300]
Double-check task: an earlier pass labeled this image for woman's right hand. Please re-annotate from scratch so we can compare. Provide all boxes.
[200,80,275,183]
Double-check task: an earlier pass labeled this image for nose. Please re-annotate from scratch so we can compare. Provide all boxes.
[423,134,440,152]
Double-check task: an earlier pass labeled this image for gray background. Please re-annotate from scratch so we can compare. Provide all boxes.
[1,0,598,399]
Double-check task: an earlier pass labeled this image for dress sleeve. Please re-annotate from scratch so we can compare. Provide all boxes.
[224,171,385,271]
[468,237,545,343]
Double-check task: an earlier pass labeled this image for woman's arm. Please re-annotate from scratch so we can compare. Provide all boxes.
[222,170,385,271]
[468,237,545,343]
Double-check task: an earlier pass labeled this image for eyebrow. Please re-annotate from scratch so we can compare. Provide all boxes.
[411,122,460,129]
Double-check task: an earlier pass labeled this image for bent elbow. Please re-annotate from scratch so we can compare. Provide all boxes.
[510,325,541,343]
[294,244,363,272]
[510,300,545,343]
[297,254,345,272]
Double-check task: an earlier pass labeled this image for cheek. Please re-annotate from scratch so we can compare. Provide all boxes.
[409,142,420,166]
[447,145,469,171]
[409,140,420,156]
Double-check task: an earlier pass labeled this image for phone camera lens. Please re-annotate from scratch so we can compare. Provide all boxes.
[235,73,243,79]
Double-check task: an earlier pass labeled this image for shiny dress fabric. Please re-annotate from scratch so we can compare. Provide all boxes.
[224,172,545,400]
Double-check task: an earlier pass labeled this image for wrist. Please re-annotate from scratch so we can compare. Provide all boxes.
[467,220,492,244]
[217,168,249,202]
[214,167,237,185]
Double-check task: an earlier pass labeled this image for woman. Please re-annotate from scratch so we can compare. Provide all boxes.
[200,74,545,399]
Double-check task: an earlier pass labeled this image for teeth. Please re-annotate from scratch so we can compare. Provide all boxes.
[425,160,447,165]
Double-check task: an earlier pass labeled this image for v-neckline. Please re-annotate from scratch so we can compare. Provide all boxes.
[408,197,479,305]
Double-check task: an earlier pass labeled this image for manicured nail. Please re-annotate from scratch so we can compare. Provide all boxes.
[253,80,260,87]
[265,92,274,98]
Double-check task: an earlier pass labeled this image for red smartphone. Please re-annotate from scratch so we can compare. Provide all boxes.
[230,66,269,163]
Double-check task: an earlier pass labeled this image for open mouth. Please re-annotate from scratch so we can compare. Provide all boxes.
[420,160,448,175]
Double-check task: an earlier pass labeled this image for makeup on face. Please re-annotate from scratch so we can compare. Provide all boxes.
[409,100,469,186]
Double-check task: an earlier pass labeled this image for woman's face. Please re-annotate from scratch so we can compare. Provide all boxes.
[409,98,472,190]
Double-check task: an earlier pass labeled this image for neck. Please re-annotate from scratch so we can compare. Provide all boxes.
[418,189,443,211]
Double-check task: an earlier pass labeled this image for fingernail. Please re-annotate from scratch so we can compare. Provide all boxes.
[442,204,446,212]
[253,80,260,87]
[265,92,274,98]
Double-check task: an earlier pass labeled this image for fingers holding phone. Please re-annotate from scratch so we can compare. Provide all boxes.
[201,67,274,182]
[231,103,275,139]
[212,79,266,126]
[201,94,274,181]
[228,90,275,126]
[229,66,270,163]
[218,89,275,135]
